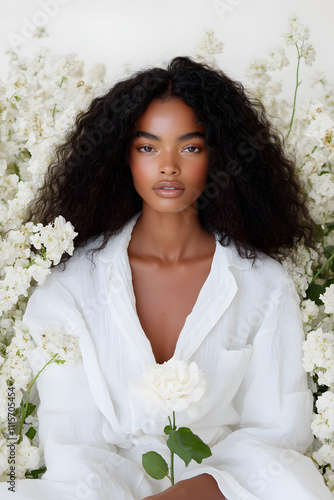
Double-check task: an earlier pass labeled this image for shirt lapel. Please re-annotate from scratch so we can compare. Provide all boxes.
[174,241,239,361]
[100,214,250,366]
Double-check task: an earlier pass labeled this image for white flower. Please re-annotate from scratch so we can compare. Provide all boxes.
[0,160,7,178]
[27,260,52,285]
[16,436,42,478]
[6,182,35,222]
[323,469,334,493]
[307,173,334,223]
[301,298,319,326]
[312,391,334,443]
[38,216,77,265]
[38,325,81,365]
[195,30,224,64]
[134,359,206,420]
[0,376,8,421]
[0,266,31,314]
[0,432,8,476]
[313,443,334,468]
[303,328,334,387]
[266,46,289,71]
[321,285,334,315]
[2,354,32,391]
[7,322,35,354]
[52,54,82,81]
[303,43,316,66]
[305,104,334,157]
[281,16,310,46]
[282,242,318,297]
[0,375,22,421]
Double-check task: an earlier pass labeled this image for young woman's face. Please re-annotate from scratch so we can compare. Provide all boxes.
[128,98,209,215]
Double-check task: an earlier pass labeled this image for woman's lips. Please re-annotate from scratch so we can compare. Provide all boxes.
[153,181,185,198]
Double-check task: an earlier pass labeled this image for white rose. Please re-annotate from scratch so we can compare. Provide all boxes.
[134,359,206,420]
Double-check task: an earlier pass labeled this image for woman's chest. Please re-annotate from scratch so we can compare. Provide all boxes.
[129,255,214,364]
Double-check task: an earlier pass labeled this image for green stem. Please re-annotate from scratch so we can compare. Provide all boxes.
[170,449,175,485]
[19,354,59,442]
[285,44,302,142]
[325,261,330,285]
[310,252,334,285]
[169,412,177,486]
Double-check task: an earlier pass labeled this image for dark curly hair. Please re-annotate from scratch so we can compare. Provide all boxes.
[26,56,317,261]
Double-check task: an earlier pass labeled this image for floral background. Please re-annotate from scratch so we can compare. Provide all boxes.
[1,1,334,495]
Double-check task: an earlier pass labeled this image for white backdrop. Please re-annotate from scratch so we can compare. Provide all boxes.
[0,0,333,99]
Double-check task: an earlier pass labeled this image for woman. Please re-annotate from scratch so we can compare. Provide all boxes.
[1,56,332,499]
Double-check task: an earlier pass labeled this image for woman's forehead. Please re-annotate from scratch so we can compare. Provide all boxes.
[134,98,204,135]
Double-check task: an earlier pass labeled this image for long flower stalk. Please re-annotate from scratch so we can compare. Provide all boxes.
[285,43,302,141]
[310,252,334,285]
[18,353,62,442]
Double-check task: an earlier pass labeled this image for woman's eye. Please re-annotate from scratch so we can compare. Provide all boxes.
[138,146,154,153]
[184,146,200,153]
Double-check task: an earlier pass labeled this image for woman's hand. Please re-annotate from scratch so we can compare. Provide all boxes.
[142,474,226,500]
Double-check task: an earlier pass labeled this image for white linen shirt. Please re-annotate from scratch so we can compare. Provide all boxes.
[1,213,332,500]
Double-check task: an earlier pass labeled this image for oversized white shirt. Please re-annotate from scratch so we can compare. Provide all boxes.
[0,213,332,499]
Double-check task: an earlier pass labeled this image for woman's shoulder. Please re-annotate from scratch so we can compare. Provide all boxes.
[37,217,137,291]
[219,240,296,294]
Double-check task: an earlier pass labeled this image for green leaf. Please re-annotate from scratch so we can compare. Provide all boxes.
[24,403,36,420]
[25,465,47,479]
[178,428,212,464]
[324,221,334,235]
[25,427,36,440]
[164,425,172,435]
[142,451,169,480]
[324,246,334,259]
[166,427,212,467]
[306,283,326,305]
[166,429,192,466]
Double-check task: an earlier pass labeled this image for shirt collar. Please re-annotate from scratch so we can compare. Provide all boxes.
[98,212,252,271]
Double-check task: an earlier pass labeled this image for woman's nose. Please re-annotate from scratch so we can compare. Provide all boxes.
[159,153,180,175]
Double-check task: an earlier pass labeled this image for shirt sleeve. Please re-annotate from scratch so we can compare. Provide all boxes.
[0,272,153,500]
[180,272,333,500]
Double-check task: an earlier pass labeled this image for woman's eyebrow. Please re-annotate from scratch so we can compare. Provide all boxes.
[133,131,205,141]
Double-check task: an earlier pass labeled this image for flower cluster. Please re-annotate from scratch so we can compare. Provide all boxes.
[246,15,334,494]
[0,322,82,481]
[266,46,289,72]
[38,326,81,365]
[0,43,103,480]
[195,29,224,65]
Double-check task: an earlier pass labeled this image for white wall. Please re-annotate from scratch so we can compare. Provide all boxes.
[1,0,333,101]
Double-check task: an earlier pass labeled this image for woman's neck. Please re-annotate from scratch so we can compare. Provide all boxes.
[128,207,215,264]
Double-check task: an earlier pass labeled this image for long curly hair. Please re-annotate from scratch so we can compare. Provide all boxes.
[27,56,317,261]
